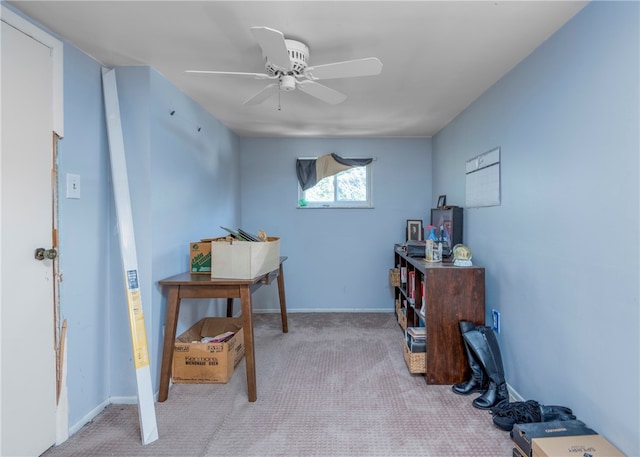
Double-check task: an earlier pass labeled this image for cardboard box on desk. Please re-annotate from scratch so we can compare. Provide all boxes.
[189,241,211,274]
[210,236,280,279]
[532,433,625,457]
[172,318,244,384]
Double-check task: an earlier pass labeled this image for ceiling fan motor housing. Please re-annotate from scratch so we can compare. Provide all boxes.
[265,39,309,75]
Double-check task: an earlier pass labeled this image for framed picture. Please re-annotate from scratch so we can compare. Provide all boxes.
[437,195,447,208]
[406,219,423,241]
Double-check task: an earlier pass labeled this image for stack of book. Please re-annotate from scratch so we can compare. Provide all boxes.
[406,326,426,353]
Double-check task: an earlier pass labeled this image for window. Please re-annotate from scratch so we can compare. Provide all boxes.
[298,163,372,208]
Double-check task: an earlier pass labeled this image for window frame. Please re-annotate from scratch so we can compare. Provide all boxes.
[297,160,373,209]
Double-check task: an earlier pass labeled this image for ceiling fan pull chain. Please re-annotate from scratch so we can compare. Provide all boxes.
[278,88,281,111]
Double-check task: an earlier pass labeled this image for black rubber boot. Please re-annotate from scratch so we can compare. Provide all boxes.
[491,400,541,431]
[462,326,509,410]
[540,404,575,421]
[491,400,576,431]
[452,321,487,395]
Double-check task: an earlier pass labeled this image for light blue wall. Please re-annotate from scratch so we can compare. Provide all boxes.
[148,68,241,374]
[58,43,111,427]
[432,2,639,455]
[239,137,431,312]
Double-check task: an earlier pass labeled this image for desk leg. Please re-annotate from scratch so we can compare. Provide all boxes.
[277,263,288,333]
[158,286,181,402]
[240,286,257,402]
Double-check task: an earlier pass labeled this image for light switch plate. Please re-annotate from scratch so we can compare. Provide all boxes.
[66,173,81,199]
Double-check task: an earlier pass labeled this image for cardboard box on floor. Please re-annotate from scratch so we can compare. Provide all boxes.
[512,420,597,457]
[209,236,280,279]
[172,317,244,384]
[532,434,625,457]
[189,241,211,274]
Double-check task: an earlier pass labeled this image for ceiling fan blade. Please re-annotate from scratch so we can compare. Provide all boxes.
[243,83,279,106]
[296,80,346,105]
[185,70,273,80]
[305,57,383,80]
[250,26,292,71]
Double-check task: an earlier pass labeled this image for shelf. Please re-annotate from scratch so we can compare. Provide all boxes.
[392,245,485,384]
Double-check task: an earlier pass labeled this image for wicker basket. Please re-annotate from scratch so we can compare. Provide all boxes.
[397,311,407,330]
[403,342,426,374]
[389,268,401,287]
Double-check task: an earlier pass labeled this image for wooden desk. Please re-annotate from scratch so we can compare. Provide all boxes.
[158,257,288,402]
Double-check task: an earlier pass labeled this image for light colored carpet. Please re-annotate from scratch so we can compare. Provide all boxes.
[43,313,514,456]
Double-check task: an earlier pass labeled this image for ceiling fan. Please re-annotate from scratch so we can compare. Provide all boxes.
[186,26,383,106]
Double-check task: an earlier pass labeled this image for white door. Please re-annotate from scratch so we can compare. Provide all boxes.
[1,20,58,456]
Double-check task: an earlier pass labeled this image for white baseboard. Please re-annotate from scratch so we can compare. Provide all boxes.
[507,382,524,402]
[68,399,109,437]
[67,391,161,438]
[109,395,140,405]
[252,308,394,314]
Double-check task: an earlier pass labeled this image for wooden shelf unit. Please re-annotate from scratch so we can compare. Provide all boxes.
[393,245,485,384]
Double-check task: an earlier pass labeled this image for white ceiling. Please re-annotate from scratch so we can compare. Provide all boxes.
[7,1,587,138]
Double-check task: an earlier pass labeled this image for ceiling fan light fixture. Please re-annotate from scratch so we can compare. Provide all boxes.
[281,75,296,91]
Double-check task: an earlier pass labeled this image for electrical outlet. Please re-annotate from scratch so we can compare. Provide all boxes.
[492,309,501,333]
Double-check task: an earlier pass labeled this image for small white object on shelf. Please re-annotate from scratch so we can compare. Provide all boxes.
[453,244,473,267]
